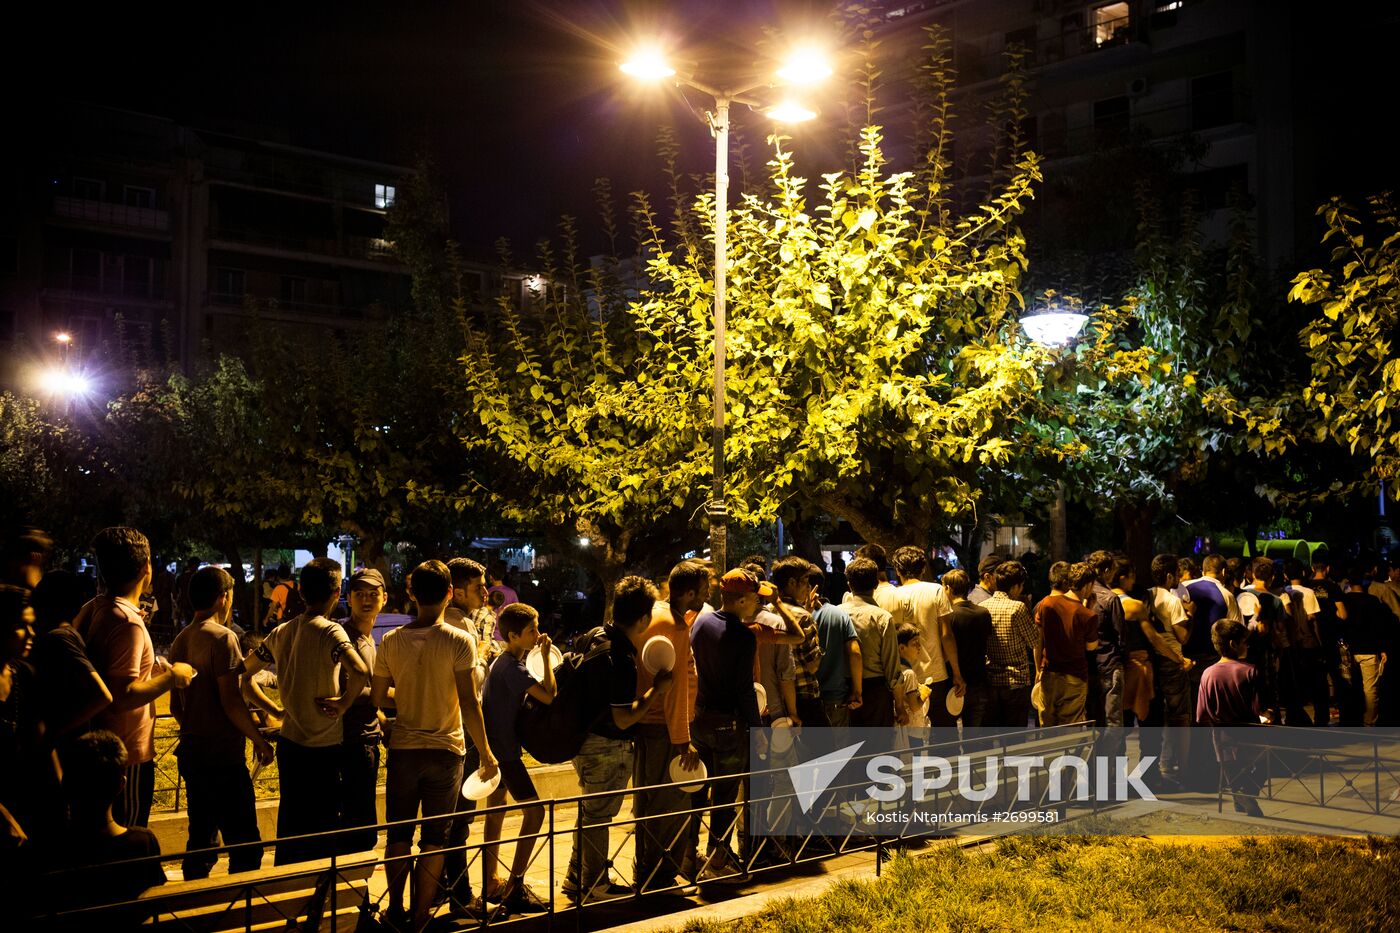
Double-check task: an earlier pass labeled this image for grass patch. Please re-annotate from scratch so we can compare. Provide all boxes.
[676,836,1400,932]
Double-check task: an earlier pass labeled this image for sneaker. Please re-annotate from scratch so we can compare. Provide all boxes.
[380,905,411,932]
[697,847,745,883]
[503,878,550,914]
[583,883,632,904]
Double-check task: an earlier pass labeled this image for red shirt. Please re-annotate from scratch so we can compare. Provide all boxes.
[1034,594,1098,679]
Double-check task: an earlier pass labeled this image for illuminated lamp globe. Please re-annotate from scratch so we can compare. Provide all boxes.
[765,100,817,123]
[620,50,675,81]
[1021,311,1089,347]
[776,47,832,85]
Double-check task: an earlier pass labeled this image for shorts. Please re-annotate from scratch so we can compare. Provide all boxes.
[385,748,465,847]
[497,757,539,802]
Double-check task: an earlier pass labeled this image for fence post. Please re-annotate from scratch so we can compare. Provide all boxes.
[547,799,555,932]
[1376,739,1382,816]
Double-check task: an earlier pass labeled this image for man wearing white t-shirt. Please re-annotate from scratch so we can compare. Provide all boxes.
[1147,554,1194,787]
[243,558,369,866]
[890,546,964,727]
[373,560,497,930]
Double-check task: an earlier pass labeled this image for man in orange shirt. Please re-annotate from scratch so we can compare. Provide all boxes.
[632,560,707,894]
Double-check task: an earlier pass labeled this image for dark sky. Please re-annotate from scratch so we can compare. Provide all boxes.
[14,0,841,258]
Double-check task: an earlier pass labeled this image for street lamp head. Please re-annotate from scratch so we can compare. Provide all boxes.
[776,47,832,85]
[620,48,675,81]
[1021,310,1089,347]
[54,331,72,344]
[765,100,817,123]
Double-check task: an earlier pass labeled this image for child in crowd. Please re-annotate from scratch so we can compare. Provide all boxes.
[897,623,930,745]
[478,603,556,916]
[1196,618,1268,816]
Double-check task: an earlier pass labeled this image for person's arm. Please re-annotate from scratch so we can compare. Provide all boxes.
[614,669,673,730]
[881,618,901,691]
[1140,619,1182,659]
[525,635,557,704]
[240,651,284,718]
[938,610,964,692]
[764,596,809,645]
[845,637,863,708]
[454,668,497,777]
[218,670,274,764]
[316,643,369,717]
[110,663,193,710]
[47,671,112,740]
[371,675,396,709]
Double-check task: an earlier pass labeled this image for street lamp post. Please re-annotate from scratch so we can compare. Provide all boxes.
[622,44,829,573]
[1021,307,1090,564]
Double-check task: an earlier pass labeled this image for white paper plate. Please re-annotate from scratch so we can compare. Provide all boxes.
[754,682,768,716]
[461,766,502,801]
[945,689,965,718]
[641,635,676,675]
[770,717,795,754]
[668,756,708,793]
[525,644,564,682]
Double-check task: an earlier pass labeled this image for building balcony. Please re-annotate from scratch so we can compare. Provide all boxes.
[206,291,361,319]
[208,226,399,264]
[43,273,170,303]
[51,196,171,233]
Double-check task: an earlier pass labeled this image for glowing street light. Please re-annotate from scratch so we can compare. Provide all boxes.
[1021,310,1089,347]
[54,331,72,345]
[764,100,817,123]
[619,39,833,572]
[619,48,675,81]
[38,368,93,399]
[776,47,833,85]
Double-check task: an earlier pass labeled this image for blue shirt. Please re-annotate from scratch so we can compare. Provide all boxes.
[690,609,762,727]
[482,652,537,763]
[813,602,858,702]
[1093,582,1126,672]
[1185,578,1232,660]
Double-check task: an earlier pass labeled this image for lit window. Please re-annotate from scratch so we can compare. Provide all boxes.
[1093,2,1131,47]
[375,184,396,209]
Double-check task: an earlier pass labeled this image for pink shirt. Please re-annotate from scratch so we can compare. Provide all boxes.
[76,595,156,763]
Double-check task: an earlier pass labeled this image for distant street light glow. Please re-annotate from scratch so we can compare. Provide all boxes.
[777,48,832,85]
[1021,311,1089,347]
[38,368,93,398]
[55,332,72,344]
[620,49,675,81]
[765,100,817,123]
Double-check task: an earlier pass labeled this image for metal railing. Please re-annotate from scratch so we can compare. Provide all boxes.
[1214,726,1400,817]
[52,196,171,232]
[35,725,1098,931]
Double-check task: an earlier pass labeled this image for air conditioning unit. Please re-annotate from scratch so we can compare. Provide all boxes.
[1127,75,1149,97]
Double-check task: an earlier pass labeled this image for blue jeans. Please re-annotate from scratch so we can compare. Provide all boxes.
[566,734,633,896]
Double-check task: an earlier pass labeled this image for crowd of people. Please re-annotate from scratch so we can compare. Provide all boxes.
[2,525,1397,931]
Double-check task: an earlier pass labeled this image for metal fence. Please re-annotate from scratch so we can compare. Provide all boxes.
[36,725,1100,931]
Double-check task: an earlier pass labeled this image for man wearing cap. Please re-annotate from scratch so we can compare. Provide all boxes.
[971,556,1005,606]
[338,568,386,854]
[689,568,809,882]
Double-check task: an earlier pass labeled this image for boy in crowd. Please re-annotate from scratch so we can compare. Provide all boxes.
[56,730,166,926]
[843,557,900,727]
[896,623,930,737]
[633,560,706,894]
[1196,619,1267,816]
[943,569,993,727]
[479,603,554,915]
[76,526,193,827]
[373,561,497,930]
[242,558,369,866]
[30,570,111,746]
[813,566,862,729]
[1146,554,1194,787]
[565,576,673,904]
[1033,562,1099,726]
[339,569,386,855]
[168,566,274,879]
[771,557,827,728]
[970,556,1004,605]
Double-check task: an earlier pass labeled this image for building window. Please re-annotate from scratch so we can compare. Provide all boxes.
[1192,71,1235,130]
[1186,164,1248,212]
[1093,95,1131,135]
[214,268,245,299]
[73,177,104,200]
[375,184,396,209]
[1092,2,1131,47]
[1004,25,1037,62]
[123,186,155,209]
[280,276,307,304]
[70,247,101,284]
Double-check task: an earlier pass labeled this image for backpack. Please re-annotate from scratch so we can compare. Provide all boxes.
[273,582,306,622]
[517,626,614,764]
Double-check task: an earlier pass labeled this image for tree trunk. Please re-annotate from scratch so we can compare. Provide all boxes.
[1116,501,1159,582]
[222,540,255,632]
[573,519,632,626]
[786,517,825,565]
[819,494,924,554]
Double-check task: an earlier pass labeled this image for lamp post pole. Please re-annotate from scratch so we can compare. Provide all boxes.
[709,97,730,573]
[1020,309,1090,565]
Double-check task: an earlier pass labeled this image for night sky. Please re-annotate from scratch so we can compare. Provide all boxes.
[10,1,1392,262]
[14,0,840,258]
